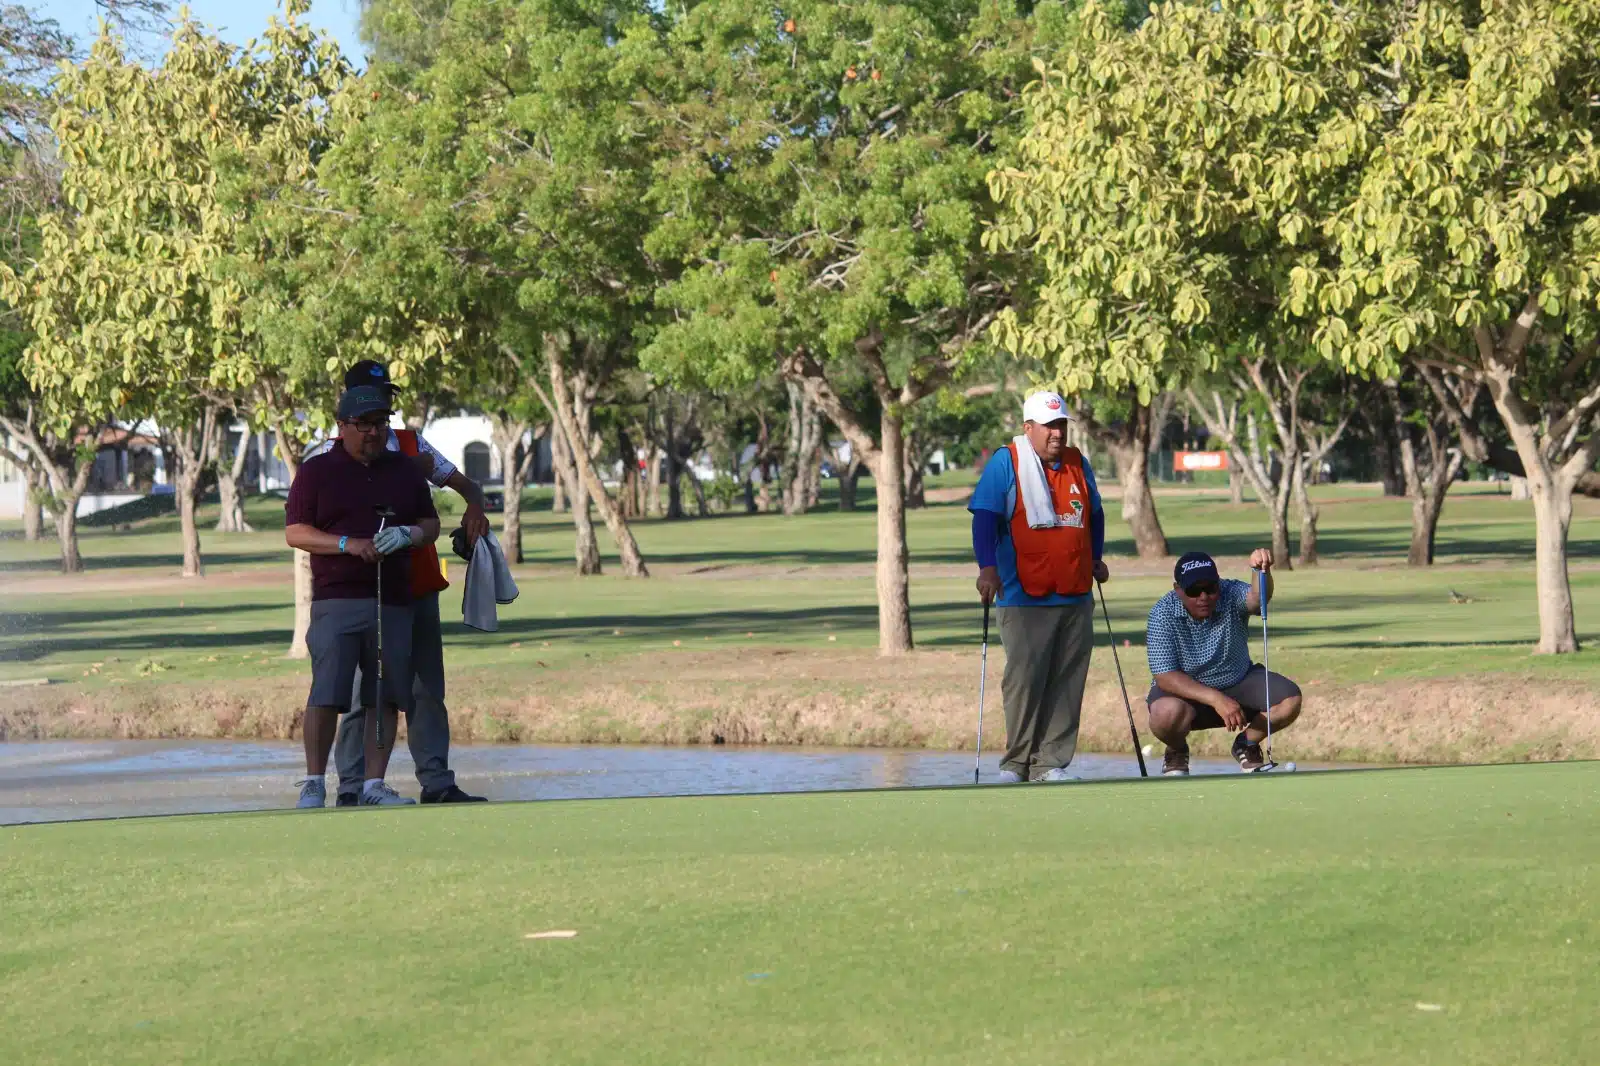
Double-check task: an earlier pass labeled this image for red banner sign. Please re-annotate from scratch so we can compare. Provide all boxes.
[1174,450,1229,471]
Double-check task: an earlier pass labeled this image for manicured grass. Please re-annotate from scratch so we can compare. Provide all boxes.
[3,484,1597,690]
[2,762,1597,1064]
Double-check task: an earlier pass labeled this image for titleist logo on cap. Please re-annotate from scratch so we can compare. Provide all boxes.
[1180,559,1211,575]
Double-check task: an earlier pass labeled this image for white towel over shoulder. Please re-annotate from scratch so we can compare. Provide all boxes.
[1012,435,1064,529]
[462,531,520,632]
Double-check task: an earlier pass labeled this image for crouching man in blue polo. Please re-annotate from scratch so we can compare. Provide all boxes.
[1144,549,1303,775]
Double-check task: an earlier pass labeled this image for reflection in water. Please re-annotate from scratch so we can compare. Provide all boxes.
[0,740,1306,825]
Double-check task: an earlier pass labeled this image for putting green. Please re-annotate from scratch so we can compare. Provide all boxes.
[3,763,1597,1064]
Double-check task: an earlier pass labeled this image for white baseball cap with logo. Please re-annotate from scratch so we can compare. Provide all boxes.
[1022,390,1074,426]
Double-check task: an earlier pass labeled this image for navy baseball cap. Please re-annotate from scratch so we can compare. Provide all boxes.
[1174,551,1220,590]
[344,359,396,391]
[336,385,393,421]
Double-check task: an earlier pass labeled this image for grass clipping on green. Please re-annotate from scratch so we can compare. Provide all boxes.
[3,763,1597,1065]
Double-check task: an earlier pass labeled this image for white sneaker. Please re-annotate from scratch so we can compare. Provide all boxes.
[1037,767,1079,783]
[360,781,417,807]
[297,777,327,809]
[996,769,1024,784]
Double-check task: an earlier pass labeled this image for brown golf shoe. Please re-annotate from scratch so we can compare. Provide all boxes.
[1162,748,1190,776]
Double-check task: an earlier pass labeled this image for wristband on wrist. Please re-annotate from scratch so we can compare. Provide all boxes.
[338,535,348,554]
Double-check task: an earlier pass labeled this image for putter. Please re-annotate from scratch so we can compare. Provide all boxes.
[1096,579,1149,778]
[1257,567,1277,773]
[373,506,396,754]
[973,602,990,784]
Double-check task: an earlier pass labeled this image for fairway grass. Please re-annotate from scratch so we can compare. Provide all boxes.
[3,763,1597,1064]
[2,483,1598,762]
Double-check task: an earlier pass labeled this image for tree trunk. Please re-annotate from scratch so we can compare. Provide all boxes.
[256,429,272,493]
[55,500,83,573]
[690,471,709,517]
[544,333,648,577]
[1530,483,1578,654]
[902,438,927,510]
[1098,399,1169,559]
[1269,490,1292,566]
[782,382,805,515]
[276,421,312,660]
[874,412,914,655]
[1228,467,1244,505]
[214,426,254,533]
[1293,460,1319,566]
[781,383,824,515]
[551,416,599,574]
[22,466,43,541]
[170,410,219,579]
[664,400,684,520]
[490,415,532,565]
[551,428,569,513]
[646,444,663,518]
[839,457,862,511]
[617,425,643,520]
[1478,339,1587,654]
[1408,491,1443,566]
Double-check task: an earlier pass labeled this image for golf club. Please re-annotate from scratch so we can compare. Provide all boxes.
[1258,566,1276,772]
[973,601,990,784]
[373,506,396,754]
[1095,579,1148,778]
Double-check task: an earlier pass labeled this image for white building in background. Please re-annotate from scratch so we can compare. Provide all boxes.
[0,413,551,520]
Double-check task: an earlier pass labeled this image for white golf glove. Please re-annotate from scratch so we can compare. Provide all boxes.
[373,525,414,556]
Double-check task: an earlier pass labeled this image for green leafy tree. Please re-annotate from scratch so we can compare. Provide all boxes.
[286,0,663,577]
[641,0,1068,654]
[4,4,350,582]
[1288,0,1600,652]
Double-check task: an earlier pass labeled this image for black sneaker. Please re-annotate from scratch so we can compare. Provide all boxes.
[1232,733,1271,772]
[1162,748,1190,776]
[335,792,359,808]
[421,784,487,804]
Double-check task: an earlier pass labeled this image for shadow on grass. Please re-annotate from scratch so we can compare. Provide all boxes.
[0,550,288,574]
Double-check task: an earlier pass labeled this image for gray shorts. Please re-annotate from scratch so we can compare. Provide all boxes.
[1145,665,1301,730]
[306,598,415,713]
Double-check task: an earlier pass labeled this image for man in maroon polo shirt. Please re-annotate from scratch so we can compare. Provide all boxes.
[285,384,441,808]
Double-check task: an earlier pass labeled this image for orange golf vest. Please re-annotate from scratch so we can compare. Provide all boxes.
[1005,441,1093,598]
[395,429,451,597]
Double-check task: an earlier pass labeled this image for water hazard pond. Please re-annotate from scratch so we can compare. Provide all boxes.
[0,740,1333,825]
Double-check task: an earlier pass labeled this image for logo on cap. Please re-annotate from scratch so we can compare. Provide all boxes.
[1046,397,1061,410]
[1180,559,1210,575]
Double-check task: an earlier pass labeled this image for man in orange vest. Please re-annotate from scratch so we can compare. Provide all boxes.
[970,391,1108,782]
[309,360,493,804]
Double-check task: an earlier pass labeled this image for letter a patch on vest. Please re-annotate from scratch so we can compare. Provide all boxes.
[1069,483,1081,495]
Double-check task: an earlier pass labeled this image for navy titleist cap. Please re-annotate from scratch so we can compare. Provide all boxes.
[1174,551,1220,590]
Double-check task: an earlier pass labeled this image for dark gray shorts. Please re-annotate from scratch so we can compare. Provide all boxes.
[306,598,414,713]
[350,590,444,707]
[1145,665,1301,730]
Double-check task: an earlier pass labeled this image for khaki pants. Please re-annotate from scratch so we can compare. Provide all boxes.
[997,601,1094,779]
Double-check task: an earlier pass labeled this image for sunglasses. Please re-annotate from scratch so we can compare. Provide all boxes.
[1183,582,1220,598]
[343,417,389,434]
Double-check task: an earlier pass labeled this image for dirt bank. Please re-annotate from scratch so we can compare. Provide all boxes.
[1,649,1594,766]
